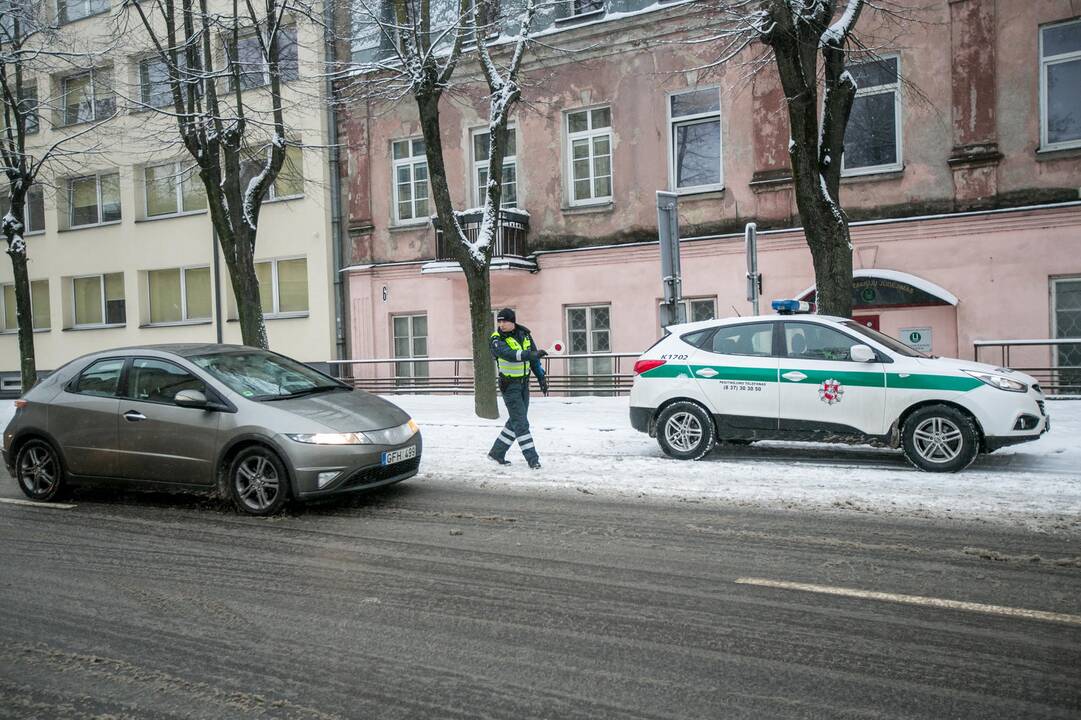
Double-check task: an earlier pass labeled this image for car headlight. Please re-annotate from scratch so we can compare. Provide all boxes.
[962,370,1027,393]
[286,432,374,445]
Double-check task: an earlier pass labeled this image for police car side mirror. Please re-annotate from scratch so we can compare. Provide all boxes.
[850,344,877,363]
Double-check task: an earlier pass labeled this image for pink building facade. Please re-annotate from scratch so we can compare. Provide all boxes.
[338,0,1081,383]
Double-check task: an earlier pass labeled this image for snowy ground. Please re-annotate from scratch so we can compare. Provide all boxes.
[389,395,1081,534]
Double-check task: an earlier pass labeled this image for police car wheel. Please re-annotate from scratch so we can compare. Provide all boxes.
[901,405,979,473]
[656,401,717,461]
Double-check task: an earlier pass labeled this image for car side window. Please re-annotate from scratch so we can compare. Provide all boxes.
[73,359,125,397]
[784,322,858,362]
[706,323,774,357]
[680,329,715,349]
[129,358,206,405]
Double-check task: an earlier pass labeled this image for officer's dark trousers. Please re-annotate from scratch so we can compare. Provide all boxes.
[489,378,539,463]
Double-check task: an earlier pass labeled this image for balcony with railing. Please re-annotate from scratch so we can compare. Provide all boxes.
[432,208,531,263]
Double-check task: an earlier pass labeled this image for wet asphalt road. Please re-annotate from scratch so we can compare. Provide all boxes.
[0,474,1079,720]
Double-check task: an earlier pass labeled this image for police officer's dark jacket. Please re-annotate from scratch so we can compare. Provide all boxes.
[490,324,546,380]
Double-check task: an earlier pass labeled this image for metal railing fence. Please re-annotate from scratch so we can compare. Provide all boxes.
[328,352,642,396]
[973,338,1081,396]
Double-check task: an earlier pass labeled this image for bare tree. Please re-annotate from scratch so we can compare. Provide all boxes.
[692,0,906,317]
[118,0,323,348]
[350,0,539,419]
[1,0,114,390]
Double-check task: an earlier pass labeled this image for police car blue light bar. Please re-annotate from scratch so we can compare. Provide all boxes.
[771,299,814,315]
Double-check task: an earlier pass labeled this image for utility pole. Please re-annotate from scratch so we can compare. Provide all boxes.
[657,191,682,328]
[745,222,761,316]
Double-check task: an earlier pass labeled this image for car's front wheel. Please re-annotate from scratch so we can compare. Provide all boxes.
[901,404,979,472]
[229,446,290,516]
[15,439,65,502]
[656,401,717,460]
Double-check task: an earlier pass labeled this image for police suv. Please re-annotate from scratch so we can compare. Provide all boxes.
[629,300,1049,471]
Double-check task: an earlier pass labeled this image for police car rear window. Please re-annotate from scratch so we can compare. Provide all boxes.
[680,329,715,349]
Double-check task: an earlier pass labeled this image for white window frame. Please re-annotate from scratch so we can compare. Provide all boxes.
[568,0,604,18]
[147,265,211,326]
[470,125,518,209]
[256,255,308,318]
[1,279,49,332]
[25,185,45,234]
[841,54,903,177]
[1051,276,1081,371]
[658,296,717,330]
[566,303,612,377]
[391,137,429,225]
[68,172,120,229]
[391,312,429,381]
[667,87,723,194]
[1040,18,1081,152]
[230,26,300,91]
[144,161,206,218]
[71,272,124,329]
[565,106,613,207]
[61,68,113,126]
[58,0,109,24]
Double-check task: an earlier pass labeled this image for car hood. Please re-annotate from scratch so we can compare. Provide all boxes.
[268,389,411,432]
[912,357,1039,386]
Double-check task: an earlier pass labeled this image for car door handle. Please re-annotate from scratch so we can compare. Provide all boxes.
[124,410,147,422]
[696,368,719,378]
[782,371,808,382]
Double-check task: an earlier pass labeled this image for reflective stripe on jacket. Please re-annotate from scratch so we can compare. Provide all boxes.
[491,330,532,377]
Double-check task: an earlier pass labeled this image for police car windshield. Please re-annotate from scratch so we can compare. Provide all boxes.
[841,321,928,358]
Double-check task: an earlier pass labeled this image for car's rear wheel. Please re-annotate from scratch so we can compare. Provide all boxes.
[656,401,717,461]
[901,404,979,472]
[15,439,65,502]
[229,446,290,516]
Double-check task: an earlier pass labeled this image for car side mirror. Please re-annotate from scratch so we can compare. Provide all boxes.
[175,389,209,408]
[850,344,877,363]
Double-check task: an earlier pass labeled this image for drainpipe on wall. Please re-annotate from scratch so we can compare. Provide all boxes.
[213,224,223,344]
[324,0,348,370]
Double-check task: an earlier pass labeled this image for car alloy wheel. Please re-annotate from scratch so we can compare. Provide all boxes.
[656,401,717,461]
[901,404,979,473]
[230,447,289,516]
[16,439,63,502]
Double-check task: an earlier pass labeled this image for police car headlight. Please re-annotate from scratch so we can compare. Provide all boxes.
[286,432,374,445]
[962,370,1027,393]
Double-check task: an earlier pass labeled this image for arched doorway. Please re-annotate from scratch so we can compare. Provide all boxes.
[797,270,959,357]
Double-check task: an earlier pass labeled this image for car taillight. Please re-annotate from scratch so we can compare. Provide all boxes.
[633,359,666,375]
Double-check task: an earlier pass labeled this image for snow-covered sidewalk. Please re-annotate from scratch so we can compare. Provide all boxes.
[390,395,1081,534]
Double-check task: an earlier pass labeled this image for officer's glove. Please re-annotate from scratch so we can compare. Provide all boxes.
[536,349,548,358]
[538,375,550,397]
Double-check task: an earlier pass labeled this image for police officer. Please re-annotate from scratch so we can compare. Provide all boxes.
[488,308,549,469]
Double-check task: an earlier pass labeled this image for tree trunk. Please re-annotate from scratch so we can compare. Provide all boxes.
[417,93,499,419]
[230,225,269,349]
[2,193,38,392]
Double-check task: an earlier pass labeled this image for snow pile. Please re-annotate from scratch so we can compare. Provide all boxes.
[390,395,1081,532]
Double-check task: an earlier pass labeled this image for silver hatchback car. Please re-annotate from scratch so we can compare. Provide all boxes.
[3,345,422,515]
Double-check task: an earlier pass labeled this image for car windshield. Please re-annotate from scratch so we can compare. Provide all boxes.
[190,350,346,400]
[841,321,928,358]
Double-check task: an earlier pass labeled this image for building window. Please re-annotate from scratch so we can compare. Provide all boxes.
[392,138,429,223]
[567,304,611,387]
[566,107,612,206]
[230,27,300,91]
[72,272,125,327]
[58,0,108,24]
[392,313,428,383]
[842,56,902,175]
[61,68,114,125]
[255,257,308,316]
[145,162,207,217]
[2,280,50,331]
[472,127,518,208]
[659,297,716,330]
[1041,18,1081,150]
[239,145,304,203]
[17,84,38,134]
[69,172,121,227]
[669,88,722,192]
[139,55,186,108]
[569,0,603,17]
[148,267,211,324]
[1052,277,1081,392]
[26,185,45,233]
